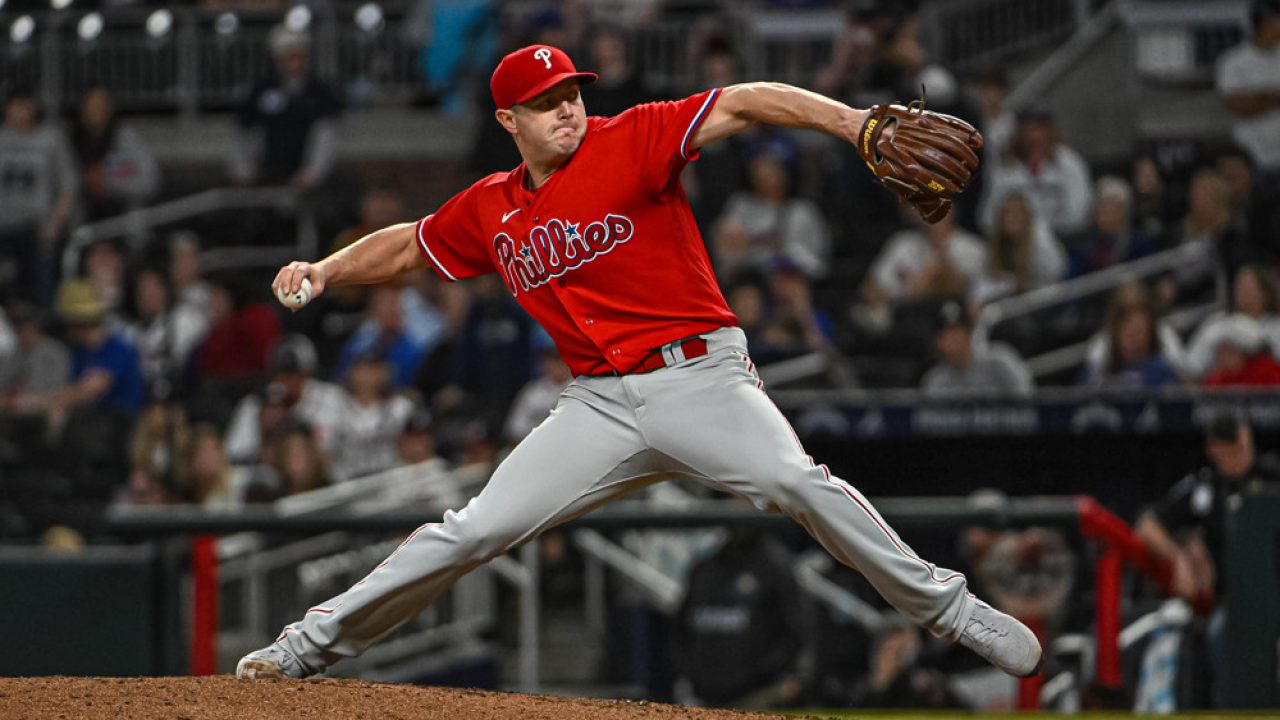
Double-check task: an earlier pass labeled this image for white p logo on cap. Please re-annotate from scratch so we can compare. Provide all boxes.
[533,47,552,70]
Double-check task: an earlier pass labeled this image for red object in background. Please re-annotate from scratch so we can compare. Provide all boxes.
[1203,352,1280,388]
[199,304,282,377]
[1018,617,1047,710]
[190,535,218,676]
[1094,549,1123,689]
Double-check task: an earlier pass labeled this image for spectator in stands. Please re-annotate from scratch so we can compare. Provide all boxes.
[116,467,170,507]
[396,408,441,468]
[1131,156,1173,245]
[813,5,881,106]
[1216,1,1280,178]
[259,422,329,497]
[684,40,748,231]
[750,258,843,373]
[413,280,472,403]
[81,239,127,320]
[712,135,830,279]
[128,398,192,499]
[1137,412,1280,706]
[223,335,345,464]
[69,85,159,221]
[0,303,69,413]
[970,190,1066,306]
[725,274,772,354]
[333,285,428,389]
[359,407,466,511]
[194,279,283,394]
[50,279,145,418]
[1216,147,1256,230]
[328,347,416,482]
[573,0,661,26]
[673,526,803,709]
[980,107,1092,238]
[972,68,1015,170]
[122,265,210,386]
[184,424,249,509]
[863,208,987,312]
[1185,264,1280,378]
[874,12,928,102]
[1065,176,1157,278]
[1198,315,1280,388]
[407,0,500,113]
[327,185,411,311]
[168,231,211,318]
[855,613,964,709]
[504,332,573,444]
[1083,281,1187,380]
[0,83,77,306]
[1078,288,1182,390]
[431,274,534,437]
[0,305,12,360]
[582,25,653,118]
[331,186,408,256]
[921,300,1033,396]
[1161,169,1245,307]
[229,26,339,190]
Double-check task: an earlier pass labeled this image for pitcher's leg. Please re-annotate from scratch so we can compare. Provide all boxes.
[640,355,971,639]
[265,385,650,675]
[639,354,1041,675]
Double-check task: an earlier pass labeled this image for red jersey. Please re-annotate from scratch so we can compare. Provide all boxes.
[414,88,737,376]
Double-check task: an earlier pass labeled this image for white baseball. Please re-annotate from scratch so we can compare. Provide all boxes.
[276,277,313,310]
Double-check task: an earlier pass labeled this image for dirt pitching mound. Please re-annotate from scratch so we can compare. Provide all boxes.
[0,676,792,720]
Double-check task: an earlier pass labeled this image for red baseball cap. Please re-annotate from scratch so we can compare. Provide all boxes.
[490,45,597,110]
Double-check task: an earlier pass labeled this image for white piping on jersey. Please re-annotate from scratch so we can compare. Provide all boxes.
[417,215,458,282]
[680,87,722,160]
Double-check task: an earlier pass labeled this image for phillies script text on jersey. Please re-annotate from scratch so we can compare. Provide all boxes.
[494,215,634,294]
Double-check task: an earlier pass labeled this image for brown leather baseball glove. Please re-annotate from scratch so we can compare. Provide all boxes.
[857,94,984,223]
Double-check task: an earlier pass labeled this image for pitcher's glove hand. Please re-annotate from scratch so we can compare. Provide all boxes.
[857,93,984,223]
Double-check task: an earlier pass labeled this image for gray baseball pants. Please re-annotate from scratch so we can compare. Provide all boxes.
[274,327,975,673]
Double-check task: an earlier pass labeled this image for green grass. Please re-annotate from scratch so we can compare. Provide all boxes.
[778,707,1280,712]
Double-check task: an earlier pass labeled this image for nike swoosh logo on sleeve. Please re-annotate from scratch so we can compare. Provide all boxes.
[501,208,522,223]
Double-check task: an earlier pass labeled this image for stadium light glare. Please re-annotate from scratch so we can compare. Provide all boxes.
[284,5,311,32]
[214,12,239,36]
[354,3,383,33]
[10,15,34,43]
[50,0,72,11]
[0,0,6,12]
[77,12,103,42]
[145,8,172,38]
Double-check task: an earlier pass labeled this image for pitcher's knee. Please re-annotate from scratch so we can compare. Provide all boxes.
[752,461,822,508]
[449,519,520,565]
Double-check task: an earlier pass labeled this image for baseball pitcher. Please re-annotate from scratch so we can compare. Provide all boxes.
[238,44,1041,683]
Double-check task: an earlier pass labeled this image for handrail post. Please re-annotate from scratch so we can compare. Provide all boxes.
[1095,548,1123,690]
[190,535,219,676]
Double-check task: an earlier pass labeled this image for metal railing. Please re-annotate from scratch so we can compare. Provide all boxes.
[1124,0,1249,84]
[106,493,1190,708]
[2,2,1095,116]
[973,241,1222,380]
[212,459,544,687]
[1,7,427,115]
[63,185,315,278]
[920,0,1094,73]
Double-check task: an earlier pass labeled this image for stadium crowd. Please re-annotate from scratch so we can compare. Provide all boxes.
[1,0,1279,711]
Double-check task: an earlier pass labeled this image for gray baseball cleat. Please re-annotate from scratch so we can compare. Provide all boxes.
[957,600,1043,678]
[235,644,312,680]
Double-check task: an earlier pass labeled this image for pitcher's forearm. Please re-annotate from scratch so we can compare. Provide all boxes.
[720,82,868,145]
[316,222,423,287]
